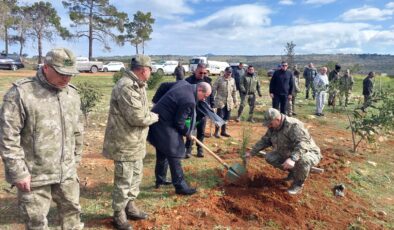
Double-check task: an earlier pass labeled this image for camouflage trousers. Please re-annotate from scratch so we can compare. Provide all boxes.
[265,151,321,183]
[287,94,297,115]
[237,93,256,117]
[339,91,351,106]
[18,176,83,230]
[112,160,143,212]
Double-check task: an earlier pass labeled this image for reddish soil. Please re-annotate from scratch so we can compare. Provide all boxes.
[81,120,386,229]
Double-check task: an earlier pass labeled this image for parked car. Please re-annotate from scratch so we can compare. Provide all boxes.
[152,60,189,76]
[76,57,103,73]
[102,61,125,72]
[190,57,229,75]
[0,53,24,71]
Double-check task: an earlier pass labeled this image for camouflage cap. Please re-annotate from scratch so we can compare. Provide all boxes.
[262,108,281,126]
[45,48,79,76]
[130,54,152,69]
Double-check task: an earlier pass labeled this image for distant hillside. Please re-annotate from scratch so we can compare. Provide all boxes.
[98,54,394,75]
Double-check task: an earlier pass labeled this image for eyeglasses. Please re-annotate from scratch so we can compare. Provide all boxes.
[199,72,208,75]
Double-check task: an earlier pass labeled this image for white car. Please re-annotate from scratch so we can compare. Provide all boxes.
[102,61,125,72]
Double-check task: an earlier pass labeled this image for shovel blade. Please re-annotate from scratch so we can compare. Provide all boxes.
[225,163,247,183]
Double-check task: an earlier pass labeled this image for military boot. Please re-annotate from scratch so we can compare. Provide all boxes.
[247,115,255,123]
[185,147,192,159]
[220,124,231,137]
[125,200,148,220]
[113,211,132,230]
[214,126,220,138]
[197,146,204,158]
[287,180,304,195]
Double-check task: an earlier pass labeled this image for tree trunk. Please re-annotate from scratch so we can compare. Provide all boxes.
[4,25,8,55]
[142,40,145,54]
[19,40,23,56]
[88,3,93,60]
[38,33,42,64]
[135,44,138,54]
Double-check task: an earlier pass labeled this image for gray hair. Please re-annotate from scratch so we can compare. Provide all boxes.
[197,82,211,93]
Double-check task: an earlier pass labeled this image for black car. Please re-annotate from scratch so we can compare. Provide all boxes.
[0,53,25,71]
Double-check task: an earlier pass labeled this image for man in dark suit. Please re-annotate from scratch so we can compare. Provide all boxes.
[269,61,294,114]
[148,81,212,195]
[184,63,214,158]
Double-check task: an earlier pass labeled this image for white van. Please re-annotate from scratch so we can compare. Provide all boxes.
[189,57,229,75]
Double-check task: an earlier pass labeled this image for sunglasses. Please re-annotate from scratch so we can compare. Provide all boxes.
[199,72,208,74]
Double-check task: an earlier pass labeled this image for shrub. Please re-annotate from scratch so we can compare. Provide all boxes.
[147,72,164,90]
[76,81,102,125]
[113,69,125,83]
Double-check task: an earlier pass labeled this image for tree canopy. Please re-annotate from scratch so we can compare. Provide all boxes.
[62,0,127,60]
[122,11,155,54]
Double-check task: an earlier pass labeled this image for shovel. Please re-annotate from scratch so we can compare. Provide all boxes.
[191,136,246,183]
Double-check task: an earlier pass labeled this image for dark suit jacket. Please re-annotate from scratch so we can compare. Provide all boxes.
[148,80,196,157]
[269,69,294,96]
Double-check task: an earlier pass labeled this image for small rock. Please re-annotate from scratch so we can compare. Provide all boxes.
[377,210,387,216]
[356,169,368,176]
[230,142,237,145]
[99,123,106,127]
[367,161,377,167]
[84,142,90,146]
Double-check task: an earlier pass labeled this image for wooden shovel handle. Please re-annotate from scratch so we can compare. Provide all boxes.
[191,135,229,168]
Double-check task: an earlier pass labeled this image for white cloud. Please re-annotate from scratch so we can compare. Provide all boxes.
[279,0,295,5]
[303,0,336,5]
[172,4,272,31]
[386,2,394,9]
[117,0,193,20]
[340,5,394,22]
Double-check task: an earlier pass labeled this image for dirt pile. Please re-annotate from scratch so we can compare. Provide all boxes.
[130,149,382,229]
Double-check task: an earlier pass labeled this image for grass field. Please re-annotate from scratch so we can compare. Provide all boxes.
[0,69,393,229]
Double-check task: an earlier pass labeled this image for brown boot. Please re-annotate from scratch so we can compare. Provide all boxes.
[125,200,148,220]
[113,211,132,230]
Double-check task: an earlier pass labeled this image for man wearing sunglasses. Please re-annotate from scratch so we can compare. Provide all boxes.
[184,63,214,158]
[269,61,294,114]
[0,48,84,229]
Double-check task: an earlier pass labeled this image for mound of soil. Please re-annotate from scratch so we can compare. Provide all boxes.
[131,150,381,229]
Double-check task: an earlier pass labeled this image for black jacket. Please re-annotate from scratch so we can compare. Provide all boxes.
[269,69,294,96]
[148,80,196,157]
[363,77,374,96]
[185,74,214,119]
[152,81,177,104]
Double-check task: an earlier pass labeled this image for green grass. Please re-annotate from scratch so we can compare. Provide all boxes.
[0,71,393,228]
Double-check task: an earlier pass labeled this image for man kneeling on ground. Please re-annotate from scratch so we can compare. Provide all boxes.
[246,108,322,195]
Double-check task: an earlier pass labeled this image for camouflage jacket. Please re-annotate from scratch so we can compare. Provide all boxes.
[303,67,317,82]
[212,76,237,110]
[239,73,262,95]
[328,70,340,93]
[102,70,158,161]
[0,69,84,187]
[339,75,354,92]
[250,115,321,161]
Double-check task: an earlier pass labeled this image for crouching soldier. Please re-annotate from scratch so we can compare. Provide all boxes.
[246,108,322,195]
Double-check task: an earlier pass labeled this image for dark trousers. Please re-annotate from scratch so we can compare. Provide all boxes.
[272,94,288,114]
[155,149,186,190]
[185,117,206,150]
[217,106,231,121]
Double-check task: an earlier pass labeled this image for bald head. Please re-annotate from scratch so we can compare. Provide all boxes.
[196,82,212,101]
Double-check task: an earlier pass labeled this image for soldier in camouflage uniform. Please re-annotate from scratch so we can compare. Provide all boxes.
[0,48,84,229]
[328,64,341,106]
[102,55,159,230]
[212,67,237,138]
[303,63,317,99]
[236,65,262,123]
[361,72,375,112]
[338,69,354,107]
[247,108,321,195]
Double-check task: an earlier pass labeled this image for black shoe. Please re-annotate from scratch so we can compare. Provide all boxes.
[315,113,320,116]
[221,132,231,137]
[185,147,192,159]
[320,113,325,116]
[155,180,172,189]
[176,187,197,195]
[292,112,297,116]
[197,148,204,158]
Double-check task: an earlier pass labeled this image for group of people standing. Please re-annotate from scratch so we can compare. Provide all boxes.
[0,48,375,230]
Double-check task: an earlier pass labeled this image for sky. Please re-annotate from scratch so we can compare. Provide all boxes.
[9,0,394,57]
